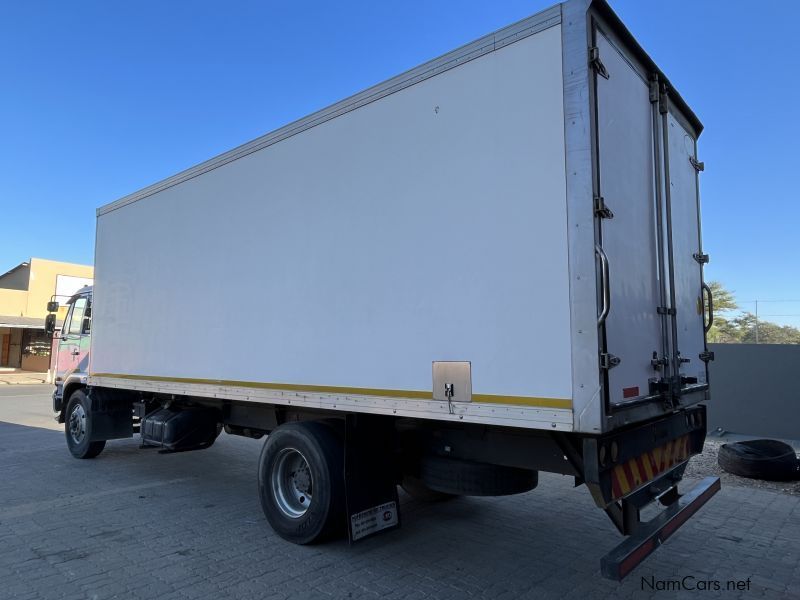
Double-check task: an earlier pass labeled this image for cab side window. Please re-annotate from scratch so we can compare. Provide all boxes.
[82,300,92,334]
[68,298,87,336]
[61,303,75,337]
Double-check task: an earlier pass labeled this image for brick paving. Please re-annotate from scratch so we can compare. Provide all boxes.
[1,388,799,599]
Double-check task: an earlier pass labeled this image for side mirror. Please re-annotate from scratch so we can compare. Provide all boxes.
[44,313,57,338]
[47,300,59,312]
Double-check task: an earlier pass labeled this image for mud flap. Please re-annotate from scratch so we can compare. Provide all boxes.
[89,388,134,441]
[344,414,401,542]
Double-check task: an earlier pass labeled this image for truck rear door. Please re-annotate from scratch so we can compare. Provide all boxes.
[592,28,708,410]
[663,112,708,389]
[593,29,667,407]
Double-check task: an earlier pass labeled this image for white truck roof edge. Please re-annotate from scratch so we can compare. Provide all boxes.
[96,3,562,218]
[588,0,703,137]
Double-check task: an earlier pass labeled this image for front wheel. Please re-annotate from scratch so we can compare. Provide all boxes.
[65,390,106,459]
[258,421,345,544]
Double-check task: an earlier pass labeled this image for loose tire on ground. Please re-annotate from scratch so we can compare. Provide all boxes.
[418,456,538,496]
[258,421,345,544]
[718,439,799,481]
[64,390,106,459]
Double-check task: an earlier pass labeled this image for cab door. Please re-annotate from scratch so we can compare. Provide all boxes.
[56,296,87,381]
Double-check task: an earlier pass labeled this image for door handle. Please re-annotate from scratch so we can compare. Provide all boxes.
[702,282,714,333]
[595,244,611,326]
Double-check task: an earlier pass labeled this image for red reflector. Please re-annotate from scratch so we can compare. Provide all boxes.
[622,386,640,399]
[619,538,656,579]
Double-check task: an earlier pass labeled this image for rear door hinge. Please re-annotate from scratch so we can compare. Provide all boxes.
[689,156,705,172]
[594,195,614,219]
[699,350,715,363]
[649,76,660,104]
[693,252,710,264]
[657,306,676,316]
[600,352,621,370]
[589,46,609,79]
[658,82,670,114]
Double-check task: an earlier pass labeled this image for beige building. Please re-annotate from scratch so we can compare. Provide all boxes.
[0,257,93,372]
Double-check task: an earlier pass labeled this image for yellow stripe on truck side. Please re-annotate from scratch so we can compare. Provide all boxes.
[89,373,573,410]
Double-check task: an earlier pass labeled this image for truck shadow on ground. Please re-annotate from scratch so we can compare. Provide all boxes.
[4,422,791,599]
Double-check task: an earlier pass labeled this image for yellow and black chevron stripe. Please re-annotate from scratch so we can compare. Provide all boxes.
[611,435,690,499]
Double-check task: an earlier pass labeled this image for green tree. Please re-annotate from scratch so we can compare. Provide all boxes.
[704,282,800,344]
[705,281,739,343]
[706,280,737,312]
[708,316,742,343]
[735,313,800,344]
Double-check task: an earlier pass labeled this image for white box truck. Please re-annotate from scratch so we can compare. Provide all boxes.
[47,0,719,579]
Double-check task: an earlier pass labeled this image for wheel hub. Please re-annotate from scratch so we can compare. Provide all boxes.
[271,448,314,518]
[68,403,87,444]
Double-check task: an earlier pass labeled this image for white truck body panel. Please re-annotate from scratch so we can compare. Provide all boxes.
[89,0,707,435]
[92,20,576,431]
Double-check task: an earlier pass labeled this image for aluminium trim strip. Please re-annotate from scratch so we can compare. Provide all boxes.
[96,5,561,217]
[89,375,574,431]
[561,0,602,434]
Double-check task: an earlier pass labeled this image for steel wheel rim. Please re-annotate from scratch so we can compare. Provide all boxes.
[271,447,313,518]
[68,403,87,444]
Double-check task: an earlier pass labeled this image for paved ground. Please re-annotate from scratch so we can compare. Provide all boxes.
[2,385,799,599]
[0,371,48,385]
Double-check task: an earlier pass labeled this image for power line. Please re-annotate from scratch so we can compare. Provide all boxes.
[738,299,800,303]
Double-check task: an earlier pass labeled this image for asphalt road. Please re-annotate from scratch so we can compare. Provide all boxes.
[2,385,799,599]
[0,384,59,431]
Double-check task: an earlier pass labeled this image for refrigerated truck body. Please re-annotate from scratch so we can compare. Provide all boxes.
[50,0,719,579]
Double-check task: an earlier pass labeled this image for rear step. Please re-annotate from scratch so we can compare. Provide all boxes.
[601,476,721,580]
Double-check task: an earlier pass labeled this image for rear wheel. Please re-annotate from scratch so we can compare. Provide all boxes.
[65,390,106,459]
[258,422,345,544]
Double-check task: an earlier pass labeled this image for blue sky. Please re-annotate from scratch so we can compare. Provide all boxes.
[1,1,798,325]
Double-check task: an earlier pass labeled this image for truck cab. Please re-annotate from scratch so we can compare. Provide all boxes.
[48,286,92,421]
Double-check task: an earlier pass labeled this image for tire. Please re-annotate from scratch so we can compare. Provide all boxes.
[64,390,106,459]
[209,423,224,447]
[419,456,538,496]
[258,421,345,544]
[718,439,799,481]
[401,475,457,502]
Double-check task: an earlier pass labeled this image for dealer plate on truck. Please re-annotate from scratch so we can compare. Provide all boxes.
[350,501,399,541]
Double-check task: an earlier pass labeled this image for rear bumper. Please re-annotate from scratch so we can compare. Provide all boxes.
[584,405,708,509]
[601,476,721,580]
